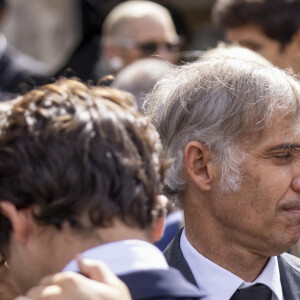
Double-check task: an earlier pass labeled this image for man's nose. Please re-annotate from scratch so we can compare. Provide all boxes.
[292,177,300,192]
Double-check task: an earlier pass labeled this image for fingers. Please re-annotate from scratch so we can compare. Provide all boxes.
[77,256,115,283]
[29,285,62,298]
[39,272,82,286]
[15,259,132,300]
[22,273,89,300]
[77,257,131,299]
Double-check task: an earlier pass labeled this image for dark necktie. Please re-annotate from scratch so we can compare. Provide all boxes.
[230,283,273,300]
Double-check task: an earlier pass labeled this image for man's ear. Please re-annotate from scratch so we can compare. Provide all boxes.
[0,202,31,245]
[151,195,168,243]
[183,141,214,191]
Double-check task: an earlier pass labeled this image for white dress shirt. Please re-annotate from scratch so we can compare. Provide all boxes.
[180,229,284,300]
[62,239,169,275]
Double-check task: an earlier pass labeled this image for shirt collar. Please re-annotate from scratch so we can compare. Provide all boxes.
[62,239,169,276]
[180,228,283,300]
[240,254,283,300]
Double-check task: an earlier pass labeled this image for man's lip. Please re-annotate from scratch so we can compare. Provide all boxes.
[281,205,300,214]
[281,202,300,211]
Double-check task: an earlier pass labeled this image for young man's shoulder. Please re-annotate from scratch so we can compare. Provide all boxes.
[119,267,202,300]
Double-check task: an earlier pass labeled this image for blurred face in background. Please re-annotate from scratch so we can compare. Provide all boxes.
[105,16,180,72]
[225,24,300,74]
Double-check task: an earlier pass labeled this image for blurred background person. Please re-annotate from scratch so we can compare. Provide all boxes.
[3,1,222,82]
[0,0,49,94]
[3,0,81,74]
[212,0,300,74]
[99,1,181,77]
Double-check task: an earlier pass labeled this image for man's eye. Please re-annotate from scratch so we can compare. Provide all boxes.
[274,153,292,160]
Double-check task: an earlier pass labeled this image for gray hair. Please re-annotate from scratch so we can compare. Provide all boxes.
[199,43,273,67]
[146,56,300,206]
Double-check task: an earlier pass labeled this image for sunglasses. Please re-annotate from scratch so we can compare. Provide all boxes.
[135,41,180,55]
[116,38,181,55]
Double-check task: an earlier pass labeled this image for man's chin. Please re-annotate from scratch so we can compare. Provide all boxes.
[267,239,300,256]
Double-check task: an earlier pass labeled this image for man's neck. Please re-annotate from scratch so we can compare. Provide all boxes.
[35,220,153,280]
[184,209,269,282]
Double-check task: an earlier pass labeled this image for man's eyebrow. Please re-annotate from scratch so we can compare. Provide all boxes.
[267,144,300,151]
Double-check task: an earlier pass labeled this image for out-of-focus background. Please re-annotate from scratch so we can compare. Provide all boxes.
[2,0,221,74]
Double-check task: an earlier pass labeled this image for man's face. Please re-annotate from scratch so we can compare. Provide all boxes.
[210,121,300,256]
[225,24,300,73]
[114,16,180,67]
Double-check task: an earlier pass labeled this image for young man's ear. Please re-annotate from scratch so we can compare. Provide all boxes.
[151,195,168,243]
[183,141,214,191]
[0,202,32,245]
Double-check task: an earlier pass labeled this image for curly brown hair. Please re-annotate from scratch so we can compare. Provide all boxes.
[0,78,167,254]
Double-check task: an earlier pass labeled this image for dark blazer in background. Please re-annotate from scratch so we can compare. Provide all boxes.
[0,45,49,94]
[164,228,300,300]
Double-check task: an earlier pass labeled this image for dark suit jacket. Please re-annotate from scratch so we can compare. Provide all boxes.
[155,210,183,251]
[119,268,203,300]
[0,45,49,94]
[164,228,300,299]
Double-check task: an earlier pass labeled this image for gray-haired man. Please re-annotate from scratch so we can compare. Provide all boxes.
[146,55,300,299]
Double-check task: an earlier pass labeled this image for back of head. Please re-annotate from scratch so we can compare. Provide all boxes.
[146,57,300,205]
[112,58,174,112]
[212,0,300,47]
[0,78,167,253]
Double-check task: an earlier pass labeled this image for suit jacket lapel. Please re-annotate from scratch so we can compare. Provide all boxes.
[278,253,300,300]
[163,228,198,287]
[164,230,300,299]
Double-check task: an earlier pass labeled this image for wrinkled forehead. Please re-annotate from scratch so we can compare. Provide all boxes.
[241,114,300,151]
[116,16,178,41]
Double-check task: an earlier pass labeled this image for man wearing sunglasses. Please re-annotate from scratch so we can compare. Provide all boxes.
[100,1,180,74]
